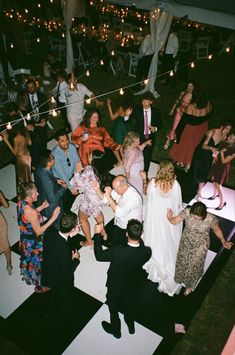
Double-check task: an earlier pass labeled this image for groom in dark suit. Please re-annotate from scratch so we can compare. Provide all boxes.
[42,212,80,334]
[94,219,151,338]
[130,91,162,173]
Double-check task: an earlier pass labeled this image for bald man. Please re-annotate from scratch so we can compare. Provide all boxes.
[93,175,143,246]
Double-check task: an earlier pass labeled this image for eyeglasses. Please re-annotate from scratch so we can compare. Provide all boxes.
[66,157,71,167]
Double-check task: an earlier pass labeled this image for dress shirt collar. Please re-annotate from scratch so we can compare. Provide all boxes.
[59,231,68,241]
[127,241,140,247]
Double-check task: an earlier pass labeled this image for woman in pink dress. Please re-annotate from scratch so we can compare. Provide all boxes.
[123,131,151,196]
[164,82,195,150]
[169,88,212,171]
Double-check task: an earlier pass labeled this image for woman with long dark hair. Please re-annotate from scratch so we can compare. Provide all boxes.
[70,150,112,247]
[72,109,122,166]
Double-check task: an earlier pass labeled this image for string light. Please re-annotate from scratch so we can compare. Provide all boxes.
[119,88,124,95]
[6,122,12,130]
[100,59,104,65]
[86,70,90,76]
[86,98,91,104]
[111,50,115,56]
[169,70,174,76]
[208,54,212,60]
[51,96,56,104]
[26,113,31,120]
[36,38,40,43]
[190,62,195,68]
[52,109,57,117]
[225,47,230,53]
[144,79,149,84]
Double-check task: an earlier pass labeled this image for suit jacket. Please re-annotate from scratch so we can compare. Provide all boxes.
[42,227,80,289]
[34,166,65,222]
[130,105,162,144]
[94,234,151,300]
[25,91,49,123]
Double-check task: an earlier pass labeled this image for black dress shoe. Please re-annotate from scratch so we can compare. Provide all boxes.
[125,320,135,334]
[207,195,219,200]
[101,321,121,338]
[215,202,227,210]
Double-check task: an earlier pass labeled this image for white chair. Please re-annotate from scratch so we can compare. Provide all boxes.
[128,52,139,78]
[195,37,211,59]
[179,31,192,52]
[48,36,66,61]
[74,42,90,71]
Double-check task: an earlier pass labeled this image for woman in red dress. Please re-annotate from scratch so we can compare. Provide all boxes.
[169,88,212,172]
[72,109,122,166]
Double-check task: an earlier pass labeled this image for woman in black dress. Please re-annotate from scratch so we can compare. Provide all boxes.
[191,123,232,200]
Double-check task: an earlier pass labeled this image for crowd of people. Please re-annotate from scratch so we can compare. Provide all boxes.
[0,61,234,340]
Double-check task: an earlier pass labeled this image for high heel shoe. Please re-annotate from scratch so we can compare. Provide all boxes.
[215,202,227,210]
[207,195,219,200]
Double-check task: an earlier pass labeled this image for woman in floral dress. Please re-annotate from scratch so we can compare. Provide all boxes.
[167,202,233,296]
[70,150,110,247]
[17,182,60,292]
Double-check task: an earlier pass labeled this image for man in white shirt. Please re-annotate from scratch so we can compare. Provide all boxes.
[54,71,69,130]
[93,175,143,246]
[65,73,102,131]
[161,29,179,86]
[136,26,153,87]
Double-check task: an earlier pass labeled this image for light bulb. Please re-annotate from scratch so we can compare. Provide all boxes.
[144,79,149,84]
[111,50,115,56]
[190,62,195,68]
[225,47,230,53]
[37,38,40,43]
[86,98,91,104]
[26,113,31,120]
[7,122,12,130]
[119,88,124,95]
[169,70,174,76]
[86,70,90,76]
[208,54,212,60]
[51,96,56,103]
[10,43,14,48]
[52,109,57,117]
[100,60,104,65]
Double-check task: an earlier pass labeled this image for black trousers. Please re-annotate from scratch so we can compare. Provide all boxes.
[62,189,77,213]
[107,291,134,333]
[143,144,153,174]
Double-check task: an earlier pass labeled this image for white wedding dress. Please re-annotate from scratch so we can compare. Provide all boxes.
[143,179,183,296]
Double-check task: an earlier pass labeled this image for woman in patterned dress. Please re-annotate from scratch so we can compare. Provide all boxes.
[17,182,60,292]
[167,202,233,296]
[70,150,111,247]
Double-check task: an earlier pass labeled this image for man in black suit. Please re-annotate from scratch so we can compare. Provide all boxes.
[42,212,80,334]
[24,79,49,167]
[34,149,66,230]
[94,219,151,338]
[130,91,162,173]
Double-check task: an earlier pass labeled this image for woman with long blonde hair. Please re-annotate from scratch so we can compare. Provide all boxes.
[141,159,183,296]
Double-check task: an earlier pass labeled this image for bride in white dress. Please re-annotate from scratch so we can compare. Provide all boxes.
[141,160,183,296]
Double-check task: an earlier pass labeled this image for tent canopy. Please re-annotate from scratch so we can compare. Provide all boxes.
[108,0,235,29]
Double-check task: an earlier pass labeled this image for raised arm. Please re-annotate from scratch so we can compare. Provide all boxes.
[24,205,60,236]
[167,208,184,225]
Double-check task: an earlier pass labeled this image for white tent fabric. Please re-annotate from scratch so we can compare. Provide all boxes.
[61,0,76,73]
[157,0,235,30]
[138,10,173,97]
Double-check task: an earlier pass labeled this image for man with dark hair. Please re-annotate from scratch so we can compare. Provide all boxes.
[94,219,151,338]
[34,149,66,229]
[52,129,80,212]
[130,91,162,173]
[24,78,49,167]
[42,212,80,334]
